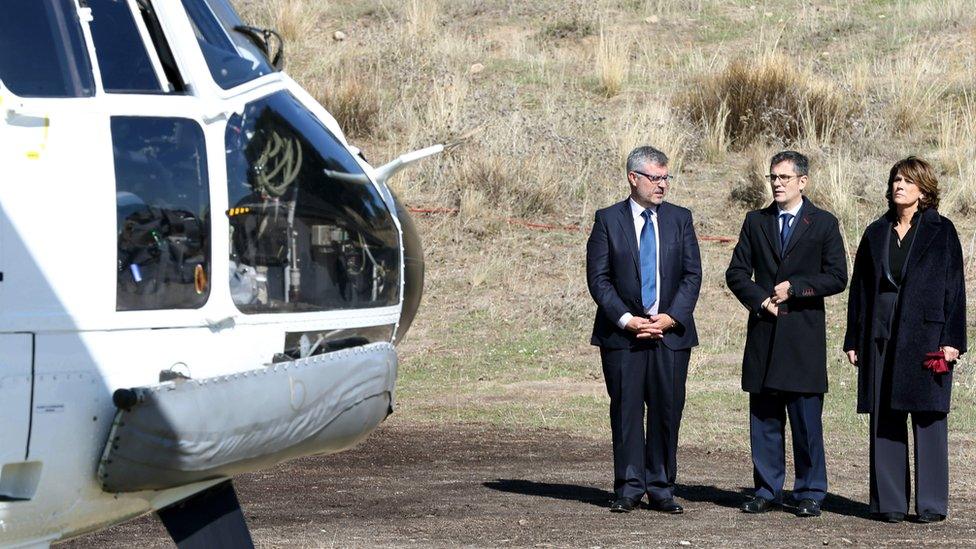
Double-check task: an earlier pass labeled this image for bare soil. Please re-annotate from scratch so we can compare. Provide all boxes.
[59,420,976,548]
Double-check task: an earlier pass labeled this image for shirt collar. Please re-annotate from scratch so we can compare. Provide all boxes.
[777,198,803,218]
[629,198,658,218]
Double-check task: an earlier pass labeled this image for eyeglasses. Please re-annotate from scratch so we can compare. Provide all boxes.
[766,174,801,183]
[632,171,674,183]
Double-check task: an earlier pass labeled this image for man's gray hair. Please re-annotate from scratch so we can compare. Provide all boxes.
[626,146,669,173]
[770,150,809,176]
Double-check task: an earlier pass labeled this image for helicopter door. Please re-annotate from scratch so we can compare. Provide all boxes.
[0,334,33,465]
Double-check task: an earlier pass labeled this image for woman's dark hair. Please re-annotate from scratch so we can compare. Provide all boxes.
[886,156,940,211]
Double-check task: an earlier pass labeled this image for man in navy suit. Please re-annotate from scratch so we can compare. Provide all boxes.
[586,146,702,513]
[726,151,848,518]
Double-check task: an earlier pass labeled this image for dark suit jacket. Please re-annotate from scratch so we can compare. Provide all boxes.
[586,200,702,351]
[726,197,848,394]
[844,208,968,413]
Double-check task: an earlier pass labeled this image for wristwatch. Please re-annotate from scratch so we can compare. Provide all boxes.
[787,285,795,297]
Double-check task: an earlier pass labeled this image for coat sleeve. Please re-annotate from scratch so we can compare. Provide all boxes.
[726,216,768,316]
[586,211,630,326]
[940,221,968,354]
[789,215,849,299]
[843,232,869,353]
[665,210,702,328]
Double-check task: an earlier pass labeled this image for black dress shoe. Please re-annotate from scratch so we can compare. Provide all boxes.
[741,496,774,514]
[795,498,821,517]
[648,498,684,514]
[916,512,946,523]
[610,496,640,513]
[871,512,905,523]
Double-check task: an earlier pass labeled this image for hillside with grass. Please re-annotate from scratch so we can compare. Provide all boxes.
[238,0,976,455]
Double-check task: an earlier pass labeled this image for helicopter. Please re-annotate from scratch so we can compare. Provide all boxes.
[0,0,438,546]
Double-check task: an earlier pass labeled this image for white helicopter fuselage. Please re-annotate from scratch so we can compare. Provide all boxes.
[0,1,426,546]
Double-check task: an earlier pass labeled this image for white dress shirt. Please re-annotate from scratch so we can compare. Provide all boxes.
[617,199,661,329]
[777,200,802,232]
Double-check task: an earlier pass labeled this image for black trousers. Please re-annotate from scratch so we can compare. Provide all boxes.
[601,344,689,502]
[749,391,827,502]
[870,336,949,515]
[869,408,948,515]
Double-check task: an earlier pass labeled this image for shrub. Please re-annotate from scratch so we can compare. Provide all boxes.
[680,54,857,150]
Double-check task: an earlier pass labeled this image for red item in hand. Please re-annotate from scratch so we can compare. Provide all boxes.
[924,351,950,374]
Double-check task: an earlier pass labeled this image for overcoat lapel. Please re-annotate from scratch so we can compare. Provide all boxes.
[759,205,782,259]
[865,216,889,280]
[615,200,640,272]
[783,199,815,257]
[902,208,941,283]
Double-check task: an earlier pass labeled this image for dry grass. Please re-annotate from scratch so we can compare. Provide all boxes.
[885,43,947,134]
[595,27,629,98]
[611,100,689,176]
[680,54,858,150]
[306,75,380,139]
[701,99,730,162]
[729,143,774,210]
[809,153,865,246]
[255,0,323,43]
[934,99,976,215]
[405,0,440,38]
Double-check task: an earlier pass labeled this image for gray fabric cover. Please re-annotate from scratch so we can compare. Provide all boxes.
[99,342,397,492]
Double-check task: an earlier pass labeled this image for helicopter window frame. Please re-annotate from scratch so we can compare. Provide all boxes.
[85,0,170,94]
[112,115,212,312]
[0,0,96,98]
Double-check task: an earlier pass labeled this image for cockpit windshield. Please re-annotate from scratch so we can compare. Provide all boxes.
[0,0,94,97]
[180,0,276,89]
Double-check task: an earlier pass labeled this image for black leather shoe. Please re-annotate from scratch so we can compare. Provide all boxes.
[872,512,905,523]
[741,496,774,514]
[916,512,946,523]
[648,498,684,514]
[795,498,821,517]
[610,496,640,513]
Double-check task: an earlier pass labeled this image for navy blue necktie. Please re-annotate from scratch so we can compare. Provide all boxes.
[780,213,795,252]
[640,209,657,310]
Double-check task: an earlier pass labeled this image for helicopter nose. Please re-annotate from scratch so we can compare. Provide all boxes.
[393,193,424,344]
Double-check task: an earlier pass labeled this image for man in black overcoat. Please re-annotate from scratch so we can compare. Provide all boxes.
[587,146,702,514]
[725,151,848,517]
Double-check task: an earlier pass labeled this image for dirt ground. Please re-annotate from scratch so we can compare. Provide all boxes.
[59,420,976,548]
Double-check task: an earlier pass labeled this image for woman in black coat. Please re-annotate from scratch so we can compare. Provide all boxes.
[844,157,967,524]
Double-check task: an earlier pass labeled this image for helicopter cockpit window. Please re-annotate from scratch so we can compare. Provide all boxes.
[225,91,400,314]
[87,0,165,93]
[180,0,275,89]
[0,0,94,97]
[113,117,211,311]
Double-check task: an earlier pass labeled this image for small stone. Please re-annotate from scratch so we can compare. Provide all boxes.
[518,519,528,526]
[469,63,485,75]
[645,15,660,24]
[679,542,691,547]
[333,30,347,41]
[822,540,829,546]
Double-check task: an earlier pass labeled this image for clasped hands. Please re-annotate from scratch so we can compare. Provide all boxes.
[626,313,676,340]
[762,281,793,317]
